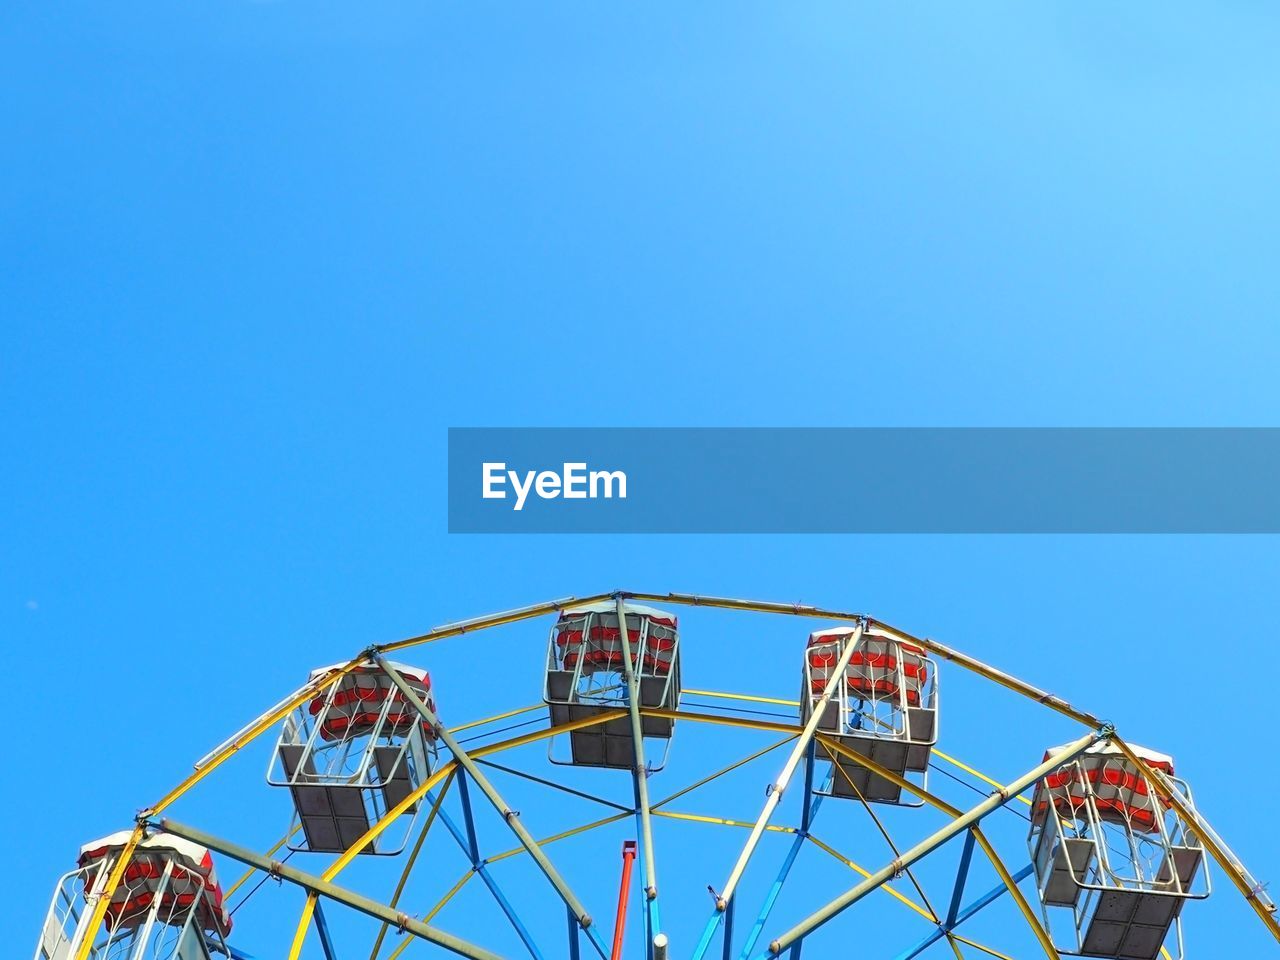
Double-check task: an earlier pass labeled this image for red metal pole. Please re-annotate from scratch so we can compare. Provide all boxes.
[611,840,638,960]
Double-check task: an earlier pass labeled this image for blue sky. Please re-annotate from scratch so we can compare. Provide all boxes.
[4,3,1279,957]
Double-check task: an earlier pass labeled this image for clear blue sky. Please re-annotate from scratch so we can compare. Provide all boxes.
[4,3,1279,957]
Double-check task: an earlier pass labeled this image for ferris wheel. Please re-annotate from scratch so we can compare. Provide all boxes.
[35,592,1280,960]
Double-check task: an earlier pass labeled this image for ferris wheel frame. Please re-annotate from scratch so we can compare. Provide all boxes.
[60,590,1280,960]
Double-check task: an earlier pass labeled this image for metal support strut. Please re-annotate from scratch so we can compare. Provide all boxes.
[738,749,825,960]
[894,863,1035,960]
[616,595,661,905]
[612,841,638,960]
[157,817,500,960]
[434,778,547,960]
[372,653,607,957]
[762,728,1105,957]
[717,622,865,911]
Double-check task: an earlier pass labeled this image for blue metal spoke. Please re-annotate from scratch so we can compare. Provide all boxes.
[738,753,828,960]
[721,900,736,960]
[313,900,338,960]
[892,863,1035,960]
[568,907,582,960]
[799,742,818,833]
[692,908,727,960]
[425,782,546,960]
[456,773,483,862]
[945,831,977,927]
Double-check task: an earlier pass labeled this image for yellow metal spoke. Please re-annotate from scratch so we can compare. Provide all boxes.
[953,935,1014,960]
[427,868,475,922]
[486,811,633,864]
[449,703,545,735]
[651,809,798,833]
[806,833,1010,960]
[383,869,475,960]
[370,772,457,960]
[225,824,300,899]
[651,735,795,810]
[805,833,937,922]
[933,748,1033,808]
[972,827,1060,960]
[683,688,799,707]
[287,894,318,960]
[821,739,956,954]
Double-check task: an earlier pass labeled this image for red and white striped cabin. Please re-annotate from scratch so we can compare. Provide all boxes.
[77,832,231,935]
[554,602,678,677]
[807,627,930,706]
[307,662,437,742]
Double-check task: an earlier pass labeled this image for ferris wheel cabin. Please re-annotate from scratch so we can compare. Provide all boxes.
[36,832,232,960]
[1029,741,1209,960]
[801,626,939,805]
[544,601,681,768]
[266,661,437,855]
